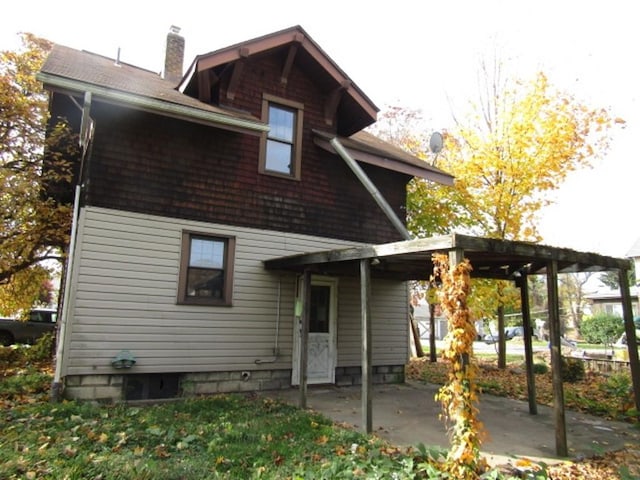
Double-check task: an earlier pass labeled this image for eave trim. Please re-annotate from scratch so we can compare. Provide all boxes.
[37,72,269,135]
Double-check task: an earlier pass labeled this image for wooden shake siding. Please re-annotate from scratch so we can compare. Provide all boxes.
[63,207,409,376]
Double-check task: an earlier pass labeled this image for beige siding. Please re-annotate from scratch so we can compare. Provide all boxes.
[63,207,409,376]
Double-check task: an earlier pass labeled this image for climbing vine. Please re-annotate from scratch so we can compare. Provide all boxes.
[432,253,486,479]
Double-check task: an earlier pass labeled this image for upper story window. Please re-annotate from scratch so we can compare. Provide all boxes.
[178,231,235,306]
[260,94,303,179]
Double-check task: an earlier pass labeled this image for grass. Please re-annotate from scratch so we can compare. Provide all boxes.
[1,391,451,479]
[3,334,638,479]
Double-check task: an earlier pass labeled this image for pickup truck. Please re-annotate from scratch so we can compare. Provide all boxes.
[0,308,57,346]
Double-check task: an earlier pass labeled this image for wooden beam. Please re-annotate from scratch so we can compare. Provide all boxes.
[197,69,215,104]
[360,259,373,433]
[324,80,351,126]
[226,54,247,101]
[519,273,538,414]
[280,42,299,85]
[547,260,568,457]
[298,270,311,409]
[619,269,640,413]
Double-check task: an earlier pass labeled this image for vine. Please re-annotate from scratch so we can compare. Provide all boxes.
[432,253,487,479]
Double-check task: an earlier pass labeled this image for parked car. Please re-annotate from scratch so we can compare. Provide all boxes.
[483,326,524,344]
[0,308,57,346]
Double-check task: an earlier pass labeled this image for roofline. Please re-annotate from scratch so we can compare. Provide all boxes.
[314,135,454,185]
[264,233,632,277]
[37,72,270,136]
[180,25,378,120]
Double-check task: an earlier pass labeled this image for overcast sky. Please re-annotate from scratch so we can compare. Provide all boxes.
[2,0,637,258]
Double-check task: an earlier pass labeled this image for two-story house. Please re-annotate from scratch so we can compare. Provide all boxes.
[39,25,453,401]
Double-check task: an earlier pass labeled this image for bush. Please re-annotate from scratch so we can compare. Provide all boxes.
[580,313,624,345]
[533,362,549,374]
[23,332,54,363]
[561,357,585,383]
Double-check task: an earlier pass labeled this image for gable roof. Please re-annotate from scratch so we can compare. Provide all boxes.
[180,25,378,136]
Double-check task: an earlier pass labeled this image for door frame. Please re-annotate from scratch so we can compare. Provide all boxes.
[291,275,338,385]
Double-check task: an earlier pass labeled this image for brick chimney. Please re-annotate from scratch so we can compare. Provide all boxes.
[164,25,185,83]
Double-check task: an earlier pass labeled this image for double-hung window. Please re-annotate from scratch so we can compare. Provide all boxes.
[178,232,235,306]
[260,94,303,179]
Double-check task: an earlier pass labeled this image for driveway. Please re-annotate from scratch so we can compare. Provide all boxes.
[264,381,640,467]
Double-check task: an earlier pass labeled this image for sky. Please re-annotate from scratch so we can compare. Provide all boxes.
[2,0,638,259]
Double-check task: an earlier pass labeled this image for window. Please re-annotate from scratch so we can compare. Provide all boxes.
[178,232,235,306]
[260,94,303,179]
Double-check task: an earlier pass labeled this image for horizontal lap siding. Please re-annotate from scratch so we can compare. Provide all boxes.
[336,279,409,367]
[65,207,408,376]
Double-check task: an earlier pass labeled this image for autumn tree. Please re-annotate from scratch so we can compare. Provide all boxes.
[0,33,75,315]
[409,64,620,366]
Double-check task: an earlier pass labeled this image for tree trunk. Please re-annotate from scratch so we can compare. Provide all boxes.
[409,308,425,357]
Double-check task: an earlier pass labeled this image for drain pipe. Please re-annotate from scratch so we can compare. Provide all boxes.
[329,137,412,241]
[51,92,94,401]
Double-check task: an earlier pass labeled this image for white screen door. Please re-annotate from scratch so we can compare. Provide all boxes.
[292,277,337,385]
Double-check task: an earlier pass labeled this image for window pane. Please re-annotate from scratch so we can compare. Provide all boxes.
[187,268,224,298]
[265,140,292,173]
[268,105,294,142]
[310,285,331,333]
[190,238,224,269]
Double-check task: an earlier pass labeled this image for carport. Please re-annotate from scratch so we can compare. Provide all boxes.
[264,233,640,456]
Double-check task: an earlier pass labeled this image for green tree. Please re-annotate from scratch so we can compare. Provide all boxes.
[0,33,75,314]
[599,265,635,290]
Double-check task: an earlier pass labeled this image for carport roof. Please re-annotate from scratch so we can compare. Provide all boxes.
[264,233,632,280]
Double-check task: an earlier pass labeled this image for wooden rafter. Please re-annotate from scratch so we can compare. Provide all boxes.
[226,48,249,100]
[324,80,351,126]
[281,33,303,85]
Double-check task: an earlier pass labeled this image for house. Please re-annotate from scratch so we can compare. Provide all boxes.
[39,25,454,401]
[584,286,639,318]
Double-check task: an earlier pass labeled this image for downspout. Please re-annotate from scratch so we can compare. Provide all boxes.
[329,137,412,241]
[51,91,94,401]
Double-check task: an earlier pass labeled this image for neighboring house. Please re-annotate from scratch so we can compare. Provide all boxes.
[39,25,453,401]
[584,286,639,318]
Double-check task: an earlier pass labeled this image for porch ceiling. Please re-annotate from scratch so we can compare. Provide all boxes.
[264,233,632,281]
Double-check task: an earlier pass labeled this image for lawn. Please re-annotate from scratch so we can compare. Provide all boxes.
[2,339,640,479]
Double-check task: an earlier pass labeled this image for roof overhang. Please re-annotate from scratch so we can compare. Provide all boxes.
[264,233,632,281]
[314,130,454,185]
[38,72,270,136]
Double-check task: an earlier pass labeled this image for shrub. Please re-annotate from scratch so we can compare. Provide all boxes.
[560,357,585,383]
[580,313,624,345]
[533,362,549,374]
[23,332,54,363]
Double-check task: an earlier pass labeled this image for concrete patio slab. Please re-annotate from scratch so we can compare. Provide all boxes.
[263,380,640,467]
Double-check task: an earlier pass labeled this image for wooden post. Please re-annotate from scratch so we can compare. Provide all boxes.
[448,249,470,368]
[519,273,538,415]
[619,269,640,413]
[298,270,311,409]
[546,260,567,457]
[360,259,373,433]
[429,302,437,362]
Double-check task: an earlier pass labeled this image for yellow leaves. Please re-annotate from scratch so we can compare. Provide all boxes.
[433,254,485,477]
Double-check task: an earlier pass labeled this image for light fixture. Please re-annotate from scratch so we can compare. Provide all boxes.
[111,350,136,369]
